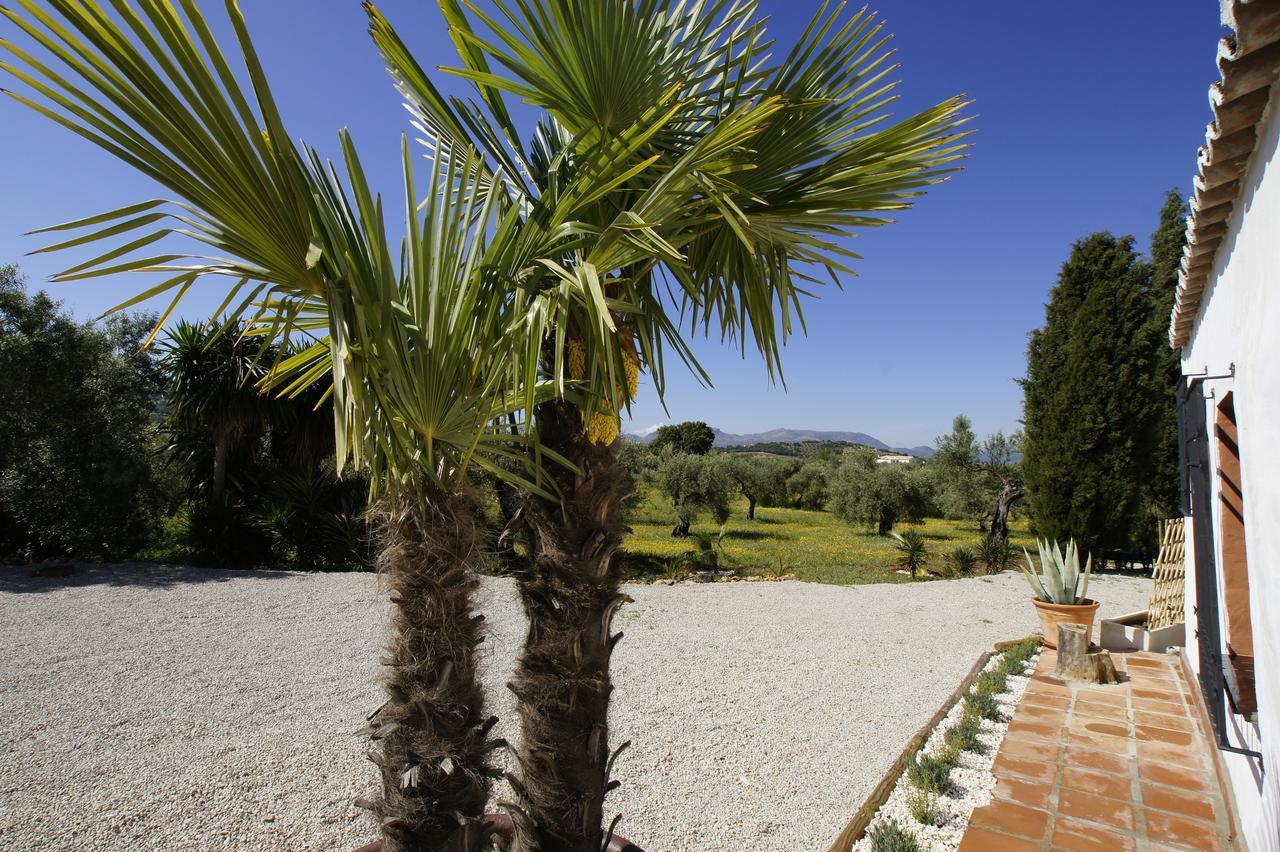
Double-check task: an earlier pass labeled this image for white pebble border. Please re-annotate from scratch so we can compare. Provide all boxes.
[851,647,1041,851]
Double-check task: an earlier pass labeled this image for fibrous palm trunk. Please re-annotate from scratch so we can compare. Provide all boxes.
[367,490,497,851]
[507,400,631,852]
[211,436,231,510]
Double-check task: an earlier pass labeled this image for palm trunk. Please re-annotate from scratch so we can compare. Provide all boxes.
[367,489,496,851]
[493,478,527,572]
[508,400,631,852]
[211,437,231,510]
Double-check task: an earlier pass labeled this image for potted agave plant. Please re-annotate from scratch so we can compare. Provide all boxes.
[1021,538,1097,648]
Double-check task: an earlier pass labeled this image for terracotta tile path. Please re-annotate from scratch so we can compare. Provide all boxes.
[957,650,1236,851]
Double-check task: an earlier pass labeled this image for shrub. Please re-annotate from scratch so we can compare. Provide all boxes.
[252,464,371,571]
[907,787,938,825]
[907,749,956,793]
[1001,638,1041,672]
[891,528,930,579]
[946,545,978,575]
[975,669,1008,696]
[997,654,1028,678]
[0,269,163,559]
[938,741,961,764]
[964,690,1002,722]
[977,534,1012,573]
[869,821,920,852]
[944,715,982,753]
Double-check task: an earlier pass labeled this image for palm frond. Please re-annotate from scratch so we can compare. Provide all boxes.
[1,0,562,497]
[365,0,971,405]
[1,0,325,351]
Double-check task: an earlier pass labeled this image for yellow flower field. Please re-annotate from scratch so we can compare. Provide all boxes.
[622,487,1033,585]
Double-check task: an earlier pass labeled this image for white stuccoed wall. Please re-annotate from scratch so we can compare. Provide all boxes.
[1181,80,1280,852]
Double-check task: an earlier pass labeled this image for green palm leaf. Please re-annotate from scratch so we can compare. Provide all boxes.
[366,0,971,407]
[1,0,567,498]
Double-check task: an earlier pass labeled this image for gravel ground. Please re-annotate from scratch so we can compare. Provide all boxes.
[0,565,1150,851]
[853,649,1038,851]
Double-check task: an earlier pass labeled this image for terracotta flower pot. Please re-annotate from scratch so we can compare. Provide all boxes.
[354,813,643,852]
[1031,597,1100,648]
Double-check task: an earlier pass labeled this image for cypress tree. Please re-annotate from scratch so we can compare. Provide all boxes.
[1143,190,1188,516]
[1021,233,1159,553]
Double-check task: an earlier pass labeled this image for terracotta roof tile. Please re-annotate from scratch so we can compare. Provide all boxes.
[1170,0,1280,347]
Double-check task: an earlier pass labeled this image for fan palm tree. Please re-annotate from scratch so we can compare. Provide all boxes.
[366,1,972,847]
[4,2,971,850]
[0,3,575,847]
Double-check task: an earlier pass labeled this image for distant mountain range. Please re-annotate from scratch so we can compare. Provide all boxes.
[626,425,935,459]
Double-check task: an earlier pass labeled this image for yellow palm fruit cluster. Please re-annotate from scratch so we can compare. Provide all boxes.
[569,339,641,446]
[585,408,621,445]
[567,338,587,381]
[567,332,642,445]
[622,349,639,399]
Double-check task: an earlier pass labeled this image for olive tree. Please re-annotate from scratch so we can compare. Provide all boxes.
[652,452,733,537]
[727,455,793,520]
[830,448,931,535]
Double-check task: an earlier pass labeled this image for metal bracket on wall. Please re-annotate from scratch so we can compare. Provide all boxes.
[1182,363,1235,381]
[1218,741,1263,767]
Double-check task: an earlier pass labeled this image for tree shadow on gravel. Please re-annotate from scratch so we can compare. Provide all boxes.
[0,561,295,595]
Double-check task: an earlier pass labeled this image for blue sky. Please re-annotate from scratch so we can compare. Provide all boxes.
[1,1,1222,447]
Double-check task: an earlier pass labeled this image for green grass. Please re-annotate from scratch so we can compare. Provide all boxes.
[622,486,1032,585]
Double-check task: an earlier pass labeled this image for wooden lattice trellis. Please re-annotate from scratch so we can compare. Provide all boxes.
[1147,517,1187,630]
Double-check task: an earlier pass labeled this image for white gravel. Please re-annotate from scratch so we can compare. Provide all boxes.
[0,565,1149,851]
[852,649,1038,851]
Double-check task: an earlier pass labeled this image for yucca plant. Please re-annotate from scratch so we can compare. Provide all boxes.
[251,463,371,571]
[891,528,931,579]
[978,533,1013,574]
[946,545,978,576]
[160,320,274,514]
[668,525,730,578]
[1020,537,1093,605]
